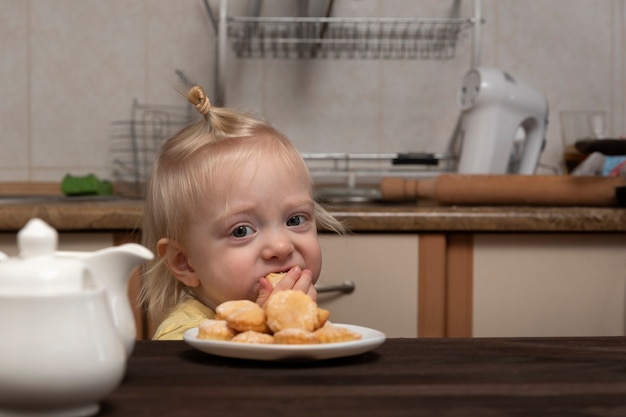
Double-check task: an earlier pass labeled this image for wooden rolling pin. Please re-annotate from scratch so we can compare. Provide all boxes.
[380,175,626,206]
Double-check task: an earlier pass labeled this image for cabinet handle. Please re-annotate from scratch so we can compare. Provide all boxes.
[315,280,355,294]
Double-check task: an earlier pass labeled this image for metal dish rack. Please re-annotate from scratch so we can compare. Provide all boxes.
[303,151,454,203]
[226,16,473,60]
[210,0,483,105]
[110,100,197,197]
[303,152,454,183]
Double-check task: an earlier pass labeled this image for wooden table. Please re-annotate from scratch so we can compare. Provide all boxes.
[101,337,626,416]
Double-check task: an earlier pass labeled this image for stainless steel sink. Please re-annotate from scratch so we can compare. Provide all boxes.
[314,187,382,204]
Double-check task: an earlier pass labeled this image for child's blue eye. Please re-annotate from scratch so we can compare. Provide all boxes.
[232,225,254,238]
[287,215,306,227]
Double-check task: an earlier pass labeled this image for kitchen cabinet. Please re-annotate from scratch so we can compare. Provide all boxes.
[472,233,626,337]
[2,197,625,340]
[400,231,626,339]
[317,234,419,338]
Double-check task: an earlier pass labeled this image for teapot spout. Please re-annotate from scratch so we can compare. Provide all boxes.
[0,251,7,261]
[83,243,154,356]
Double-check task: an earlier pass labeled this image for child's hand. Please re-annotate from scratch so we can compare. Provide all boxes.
[256,266,317,307]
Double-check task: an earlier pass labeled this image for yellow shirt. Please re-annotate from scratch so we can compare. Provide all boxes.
[152,298,215,340]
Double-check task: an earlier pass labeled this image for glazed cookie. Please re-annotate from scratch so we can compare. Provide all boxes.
[264,290,321,333]
[314,322,362,344]
[273,328,318,345]
[215,299,258,320]
[265,272,286,287]
[225,302,269,333]
[197,319,237,341]
[317,307,330,328]
[231,330,275,344]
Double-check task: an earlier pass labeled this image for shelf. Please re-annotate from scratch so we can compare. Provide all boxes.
[227,16,475,60]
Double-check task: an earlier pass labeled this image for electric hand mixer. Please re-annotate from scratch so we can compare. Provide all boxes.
[456,67,549,174]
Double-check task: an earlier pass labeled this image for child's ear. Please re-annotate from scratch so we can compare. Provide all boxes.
[157,238,200,288]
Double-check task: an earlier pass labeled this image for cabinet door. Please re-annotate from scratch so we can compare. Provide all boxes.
[317,234,418,338]
[473,233,626,337]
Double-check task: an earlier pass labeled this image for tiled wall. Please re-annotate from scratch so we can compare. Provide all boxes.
[1,0,624,182]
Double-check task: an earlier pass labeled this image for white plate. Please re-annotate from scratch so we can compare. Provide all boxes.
[183,324,386,361]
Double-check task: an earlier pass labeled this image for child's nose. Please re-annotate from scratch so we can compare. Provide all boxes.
[262,229,294,259]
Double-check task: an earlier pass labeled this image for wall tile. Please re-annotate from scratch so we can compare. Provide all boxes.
[0,0,623,182]
[145,0,216,104]
[491,0,615,171]
[0,170,31,182]
[0,0,29,174]
[264,59,380,153]
[29,0,145,179]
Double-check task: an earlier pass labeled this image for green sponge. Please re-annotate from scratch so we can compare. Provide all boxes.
[61,174,113,196]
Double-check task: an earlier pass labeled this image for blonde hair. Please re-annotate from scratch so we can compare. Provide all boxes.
[140,85,344,324]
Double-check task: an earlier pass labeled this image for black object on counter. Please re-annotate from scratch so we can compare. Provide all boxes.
[575,139,626,156]
[616,186,626,207]
[392,153,440,165]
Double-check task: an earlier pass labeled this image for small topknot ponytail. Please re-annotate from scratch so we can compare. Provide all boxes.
[187,85,211,116]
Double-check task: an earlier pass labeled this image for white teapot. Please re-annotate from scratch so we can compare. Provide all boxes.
[0,218,153,417]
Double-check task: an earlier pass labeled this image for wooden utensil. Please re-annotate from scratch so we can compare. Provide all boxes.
[380,174,626,206]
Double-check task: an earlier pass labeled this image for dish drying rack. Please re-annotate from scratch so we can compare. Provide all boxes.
[226,16,472,60]
[207,0,483,105]
[110,100,197,197]
[303,152,455,187]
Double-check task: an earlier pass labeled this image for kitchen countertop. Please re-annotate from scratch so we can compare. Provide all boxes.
[0,198,624,233]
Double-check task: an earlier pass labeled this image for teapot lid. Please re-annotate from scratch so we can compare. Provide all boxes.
[0,218,85,295]
[18,218,57,257]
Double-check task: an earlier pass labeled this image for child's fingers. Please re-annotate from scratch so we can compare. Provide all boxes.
[262,267,318,302]
[292,269,317,301]
[256,277,274,307]
[304,283,317,302]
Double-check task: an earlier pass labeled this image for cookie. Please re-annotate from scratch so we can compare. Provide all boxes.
[215,299,258,320]
[273,328,318,345]
[266,272,286,287]
[197,319,236,341]
[314,323,362,344]
[225,303,269,333]
[264,290,321,333]
[231,330,275,344]
[317,307,330,328]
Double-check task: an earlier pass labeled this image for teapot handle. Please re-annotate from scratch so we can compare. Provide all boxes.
[0,251,7,261]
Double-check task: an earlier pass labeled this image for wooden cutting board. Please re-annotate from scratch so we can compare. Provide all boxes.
[0,182,62,196]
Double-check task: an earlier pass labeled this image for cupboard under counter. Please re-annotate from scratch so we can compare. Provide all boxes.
[0,200,624,339]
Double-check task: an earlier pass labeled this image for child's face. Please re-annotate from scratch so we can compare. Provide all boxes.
[181,155,322,309]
